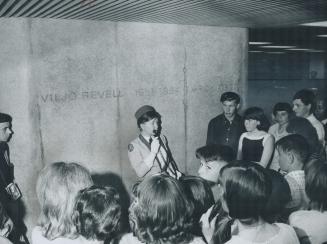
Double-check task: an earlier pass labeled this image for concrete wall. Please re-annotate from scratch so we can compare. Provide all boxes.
[0,18,247,234]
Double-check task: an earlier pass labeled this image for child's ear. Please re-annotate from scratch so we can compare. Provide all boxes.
[139,123,144,131]
[287,151,295,165]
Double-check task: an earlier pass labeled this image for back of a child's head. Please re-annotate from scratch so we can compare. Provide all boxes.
[211,161,271,244]
[276,134,309,165]
[180,176,214,236]
[129,174,193,244]
[36,162,94,240]
[305,159,327,211]
[73,185,122,242]
[196,144,234,163]
[263,169,291,223]
[220,160,272,221]
[286,117,319,154]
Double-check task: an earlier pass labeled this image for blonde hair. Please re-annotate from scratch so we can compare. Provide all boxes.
[36,162,93,240]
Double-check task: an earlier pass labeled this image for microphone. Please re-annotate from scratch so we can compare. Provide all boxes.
[153,129,160,137]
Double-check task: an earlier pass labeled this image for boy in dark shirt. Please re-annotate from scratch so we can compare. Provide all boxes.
[206,92,243,159]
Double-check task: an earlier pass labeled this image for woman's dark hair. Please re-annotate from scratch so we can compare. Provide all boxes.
[243,107,270,131]
[305,159,327,211]
[263,169,291,223]
[180,176,214,236]
[73,185,122,242]
[129,174,194,244]
[137,110,161,129]
[273,102,292,116]
[211,161,272,244]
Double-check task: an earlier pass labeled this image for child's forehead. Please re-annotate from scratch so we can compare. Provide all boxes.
[0,122,10,128]
[276,110,289,114]
[202,159,225,165]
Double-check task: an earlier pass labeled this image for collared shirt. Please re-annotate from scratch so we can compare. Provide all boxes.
[307,114,325,145]
[128,135,181,178]
[206,113,243,158]
[285,170,309,211]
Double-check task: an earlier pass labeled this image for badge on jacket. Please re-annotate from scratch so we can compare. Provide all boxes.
[128,144,134,152]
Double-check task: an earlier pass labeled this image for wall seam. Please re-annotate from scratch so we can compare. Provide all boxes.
[183,46,188,173]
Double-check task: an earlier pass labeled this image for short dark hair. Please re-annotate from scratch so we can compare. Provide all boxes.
[129,174,193,244]
[220,92,240,104]
[196,144,234,162]
[73,186,122,241]
[263,169,291,223]
[286,117,319,156]
[219,161,272,221]
[243,107,270,131]
[293,89,316,113]
[276,134,309,164]
[305,159,327,211]
[273,102,292,116]
[0,113,12,123]
[137,110,161,129]
[180,176,214,236]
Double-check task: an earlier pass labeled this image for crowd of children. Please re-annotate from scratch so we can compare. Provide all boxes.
[0,88,327,244]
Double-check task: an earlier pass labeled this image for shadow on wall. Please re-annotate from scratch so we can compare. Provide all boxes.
[91,172,131,233]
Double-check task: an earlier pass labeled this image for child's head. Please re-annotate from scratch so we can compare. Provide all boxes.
[286,117,319,155]
[0,113,13,142]
[220,92,240,104]
[180,176,214,236]
[276,134,309,173]
[73,185,121,242]
[135,105,162,134]
[243,107,270,132]
[293,89,316,117]
[220,92,241,120]
[129,174,193,244]
[196,144,233,183]
[305,159,327,211]
[36,162,94,240]
[219,161,272,223]
[263,169,291,223]
[272,102,292,126]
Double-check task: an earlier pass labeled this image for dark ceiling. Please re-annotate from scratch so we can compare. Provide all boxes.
[1,0,327,51]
